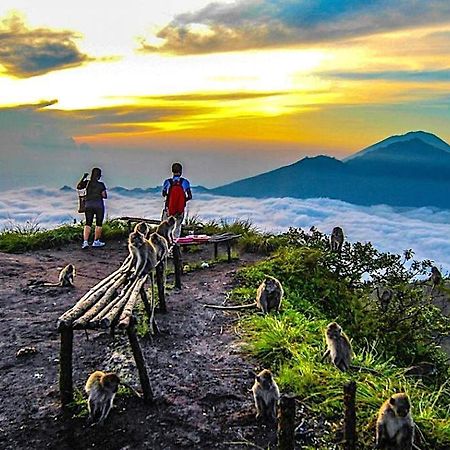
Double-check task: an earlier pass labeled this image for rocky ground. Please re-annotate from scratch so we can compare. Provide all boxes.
[0,240,319,450]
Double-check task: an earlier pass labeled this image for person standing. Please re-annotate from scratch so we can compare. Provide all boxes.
[161,162,192,239]
[78,167,107,248]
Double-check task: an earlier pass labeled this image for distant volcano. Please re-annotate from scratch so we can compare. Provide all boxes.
[212,131,450,209]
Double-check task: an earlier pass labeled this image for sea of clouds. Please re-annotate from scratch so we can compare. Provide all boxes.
[1,186,449,272]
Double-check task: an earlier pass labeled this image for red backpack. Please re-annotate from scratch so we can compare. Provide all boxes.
[167,178,186,216]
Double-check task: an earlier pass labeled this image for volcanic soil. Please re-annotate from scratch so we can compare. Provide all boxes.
[0,240,287,450]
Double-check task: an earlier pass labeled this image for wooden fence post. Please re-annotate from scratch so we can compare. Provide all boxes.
[277,395,296,450]
[127,317,153,404]
[59,326,74,406]
[343,381,357,450]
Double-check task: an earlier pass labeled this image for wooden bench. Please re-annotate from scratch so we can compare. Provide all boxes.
[56,256,167,406]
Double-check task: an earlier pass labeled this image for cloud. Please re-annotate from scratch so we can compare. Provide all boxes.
[139,0,450,55]
[324,69,450,82]
[0,187,449,272]
[0,14,92,77]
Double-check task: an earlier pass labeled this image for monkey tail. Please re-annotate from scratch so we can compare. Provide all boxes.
[203,302,257,310]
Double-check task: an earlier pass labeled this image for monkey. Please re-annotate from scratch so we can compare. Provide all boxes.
[322,322,352,371]
[126,231,158,278]
[251,369,280,423]
[330,226,344,252]
[85,371,120,425]
[203,276,283,314]
[430,266,442,292]
[156,216,176,246]
[31,264,76,288]
[376,393,414,449]
[376,286,393,312]
[134,221,149,237]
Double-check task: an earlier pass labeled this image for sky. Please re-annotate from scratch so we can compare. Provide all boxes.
[1,187,449,272]
[0,0,450,189]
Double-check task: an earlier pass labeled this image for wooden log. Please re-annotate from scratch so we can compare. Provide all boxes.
[155,264,166,313]
[59,326,73,406]
[173,244,182,289]
[57,268,124,329]
[277,395,296,450]
[72,274,128,328]
[343,381,357,450]
[118,276,148,329]
[89,277,135,324]
[126,317,153,404]
[99,278,140,328]
[226,242,232,262]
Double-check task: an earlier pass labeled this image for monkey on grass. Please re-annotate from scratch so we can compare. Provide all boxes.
[204,276,283,314]
[376,393,415,450]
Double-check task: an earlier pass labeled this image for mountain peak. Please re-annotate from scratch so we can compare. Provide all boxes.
[344,130,450,161]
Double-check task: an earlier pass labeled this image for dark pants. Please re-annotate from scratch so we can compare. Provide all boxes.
[85,206,104,227]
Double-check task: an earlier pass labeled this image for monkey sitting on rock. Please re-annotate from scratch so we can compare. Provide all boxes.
[251,369,280,423]
[204,276,283,314]
[376,393,414,449]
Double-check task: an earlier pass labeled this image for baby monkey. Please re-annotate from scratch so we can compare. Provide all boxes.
[134,221,150,237]
[376,393,414,449]
[156,216,176,246]
[322,322,352,371]
[330,226,344,252]
[251,369,280,423]
[85,371,120,425]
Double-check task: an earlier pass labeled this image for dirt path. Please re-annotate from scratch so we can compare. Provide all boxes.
[0,241,282,450]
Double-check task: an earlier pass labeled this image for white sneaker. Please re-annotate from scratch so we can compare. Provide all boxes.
[92,240,105,247]
[82,240,89,249]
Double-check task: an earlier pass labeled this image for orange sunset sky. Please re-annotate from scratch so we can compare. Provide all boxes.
[0,0,449,189]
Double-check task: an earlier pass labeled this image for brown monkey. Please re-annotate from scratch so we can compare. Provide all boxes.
[85,371,120,425]
[430,266,442,292]
[330,226,344,252]
[376,287,393,312]
[322,322,352,371]
[203,276,283,314]
[127,231,158,278]
[376,393,414,449]
[32,264,76,287]
[134,221,149,237]
[156,216,176,246]
[251,369,280,423]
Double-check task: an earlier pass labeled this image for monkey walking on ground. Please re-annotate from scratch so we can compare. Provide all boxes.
[376,393,415,450]
[85,371,120,425]
[251,369,280,423]
[156,216,176,246]
[322,322,352,371]
[31,264,76,288]
[203,276,283,314]
[330,226,344,252]
[84,371,142,426]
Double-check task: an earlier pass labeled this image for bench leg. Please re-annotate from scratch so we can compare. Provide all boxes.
[127,318,153,404]
[155,264,167,313]
[214,243,218,259]
[59,327,74,406]
[173,244,182,289]
[227,243,231,262]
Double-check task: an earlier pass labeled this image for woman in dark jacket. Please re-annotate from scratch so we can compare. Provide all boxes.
[78,167,107,248]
